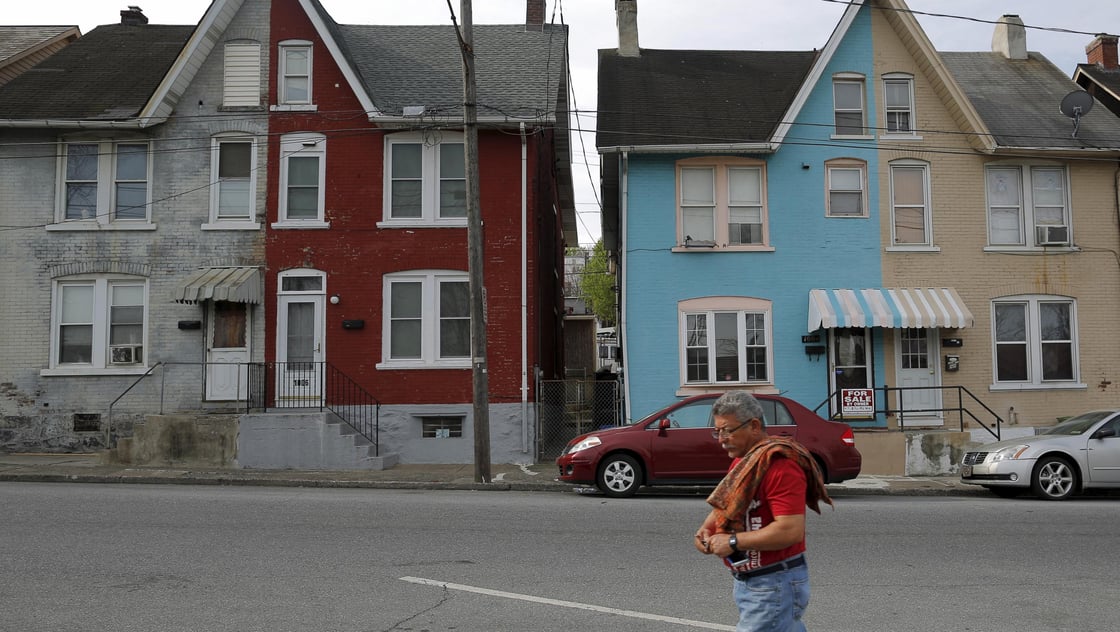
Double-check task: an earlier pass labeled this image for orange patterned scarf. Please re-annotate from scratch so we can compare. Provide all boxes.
[706,437,833,532]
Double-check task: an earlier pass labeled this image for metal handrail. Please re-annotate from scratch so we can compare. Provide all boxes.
[813,384,1003,440]
[106,362,163,446]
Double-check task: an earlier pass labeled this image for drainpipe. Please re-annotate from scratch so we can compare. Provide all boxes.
[619,150,631,422]
[520,122,529,452]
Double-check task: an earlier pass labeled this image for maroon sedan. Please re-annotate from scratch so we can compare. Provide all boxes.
[556,393,862,497]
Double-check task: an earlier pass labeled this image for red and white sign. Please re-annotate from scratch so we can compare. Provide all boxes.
[840,388,874,418]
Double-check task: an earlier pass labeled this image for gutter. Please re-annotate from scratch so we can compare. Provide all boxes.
[520,123,530,453]
[619,150,631,423]
[0,119,157,129]
[597,142,775,155]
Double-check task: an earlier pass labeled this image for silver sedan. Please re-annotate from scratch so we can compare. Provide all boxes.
[961,409,1120,500]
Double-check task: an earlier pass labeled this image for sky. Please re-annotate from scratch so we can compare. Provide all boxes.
[8,1,1120,246]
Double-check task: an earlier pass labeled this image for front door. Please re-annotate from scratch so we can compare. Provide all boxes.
[895,328,942,426]
[829,328,872,420]
[205,301,250,401]
[276,271,325,406]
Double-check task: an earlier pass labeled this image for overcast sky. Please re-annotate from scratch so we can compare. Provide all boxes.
[8,1,1119,246]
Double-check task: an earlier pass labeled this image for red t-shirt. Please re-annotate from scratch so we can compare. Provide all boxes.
[725,456,807,571]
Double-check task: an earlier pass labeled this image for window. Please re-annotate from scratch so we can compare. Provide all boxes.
[986,165,1069,247]
[883,74,915,134]
[382,133,466,225]
[889,160,931,246]
[679,297,772,386]
[278,41,311,105]
[676,157,767,248]
[57,141,151,225]
[381,271,470,368]
[223,41,261,107]
[421,416,464,438]
[825,159,867,217]
[206,135,258,227]
[833,76,866,136]
[276,133,326,226]
[993,297,1077,387]
[50,276,147,371]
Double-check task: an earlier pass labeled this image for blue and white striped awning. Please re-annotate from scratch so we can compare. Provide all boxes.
[808,288,974,331]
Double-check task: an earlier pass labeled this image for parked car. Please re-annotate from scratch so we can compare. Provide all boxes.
[960,409,1120,500]
[555,393,862,497]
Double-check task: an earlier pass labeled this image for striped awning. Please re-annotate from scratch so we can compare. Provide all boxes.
[808,288,973,331]
[176,267,262,304]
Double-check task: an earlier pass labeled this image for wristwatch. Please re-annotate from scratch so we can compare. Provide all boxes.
[728,533,740,552]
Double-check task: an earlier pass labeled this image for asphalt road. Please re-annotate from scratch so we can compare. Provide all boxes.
[2,483,1116,631]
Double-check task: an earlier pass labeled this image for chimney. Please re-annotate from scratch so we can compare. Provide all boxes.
[1086,34,1119,70]
[526,0,544,32]
[616,0,639,58]
[120,5,148,26]
[992,15,1027,60]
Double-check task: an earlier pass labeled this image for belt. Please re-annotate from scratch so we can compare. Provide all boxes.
[732,554,806,581]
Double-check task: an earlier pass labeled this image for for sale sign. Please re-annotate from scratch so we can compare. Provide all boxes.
[840,388,874,418]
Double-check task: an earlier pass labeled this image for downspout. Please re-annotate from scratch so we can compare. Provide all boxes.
[520,122,529,452]
[619,150,631,422]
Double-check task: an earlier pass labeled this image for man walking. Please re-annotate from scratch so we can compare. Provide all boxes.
[694,391,832,631]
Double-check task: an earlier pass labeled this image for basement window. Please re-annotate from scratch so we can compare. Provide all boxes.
[421,416,463,439]
[73,413,102,432]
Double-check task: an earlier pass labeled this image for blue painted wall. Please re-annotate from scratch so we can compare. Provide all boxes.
[621,6,888,424]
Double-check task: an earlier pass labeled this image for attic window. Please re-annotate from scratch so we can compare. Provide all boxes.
[223,42,261,107]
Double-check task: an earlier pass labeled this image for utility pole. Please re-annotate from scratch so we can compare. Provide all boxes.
[452,0,491,483]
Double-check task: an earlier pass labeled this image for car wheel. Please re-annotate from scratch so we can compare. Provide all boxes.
[597,454,642,498]
[983,486,1020,499]
[1030,456,1077,500]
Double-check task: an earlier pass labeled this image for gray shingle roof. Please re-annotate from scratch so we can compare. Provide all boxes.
[596,49,817,149]
[0,23,194,121]
[941,52,1120,150]
[0,26,76,63]
[336,23,568,120]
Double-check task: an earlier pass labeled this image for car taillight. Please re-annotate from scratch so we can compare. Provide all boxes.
[840,427,855,446]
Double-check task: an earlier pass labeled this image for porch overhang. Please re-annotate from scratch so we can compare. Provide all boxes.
[176,267,262,304]
[808,288,973,331]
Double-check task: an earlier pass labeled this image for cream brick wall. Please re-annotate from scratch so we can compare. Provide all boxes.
[871,9,1120,429]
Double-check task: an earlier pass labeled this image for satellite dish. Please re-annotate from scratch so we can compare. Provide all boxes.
[1059,90,1094,138]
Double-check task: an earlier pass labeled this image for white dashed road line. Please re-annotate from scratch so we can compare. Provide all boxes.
[400,576,734,630]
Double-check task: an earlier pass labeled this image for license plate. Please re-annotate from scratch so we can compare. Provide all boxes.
[961,465,972,477]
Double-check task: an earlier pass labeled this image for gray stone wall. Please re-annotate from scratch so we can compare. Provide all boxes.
[0,0,271,452]
[376,403,538,465]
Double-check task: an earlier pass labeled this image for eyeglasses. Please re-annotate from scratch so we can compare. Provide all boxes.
[711,419,752,439]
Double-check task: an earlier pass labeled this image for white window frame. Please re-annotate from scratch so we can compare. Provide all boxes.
[882,73,918,137]
[379,132,467,227]
[204,133,259,230]
[378,270,471,369]
[825,158,867,218]
[277,40,313,108]
[991,296,1081,390]
[222,41,261,107]
[50,140,155,231]
[43,275,149,376]
[678,297,773,388]
[674,157,770,251]
[832,74,869,138]
[274,132,328,229]
[984,164,1071,249]
[888,159,934,249]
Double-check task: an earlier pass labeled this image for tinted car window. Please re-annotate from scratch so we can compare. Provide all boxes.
[664,400,715,429]
[1040,410,1116,435]
[759,399,795,426]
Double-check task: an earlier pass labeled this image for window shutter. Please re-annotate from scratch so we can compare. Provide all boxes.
[223,43,261,106]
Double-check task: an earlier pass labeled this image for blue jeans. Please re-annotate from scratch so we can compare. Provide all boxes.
[731,561,810,632]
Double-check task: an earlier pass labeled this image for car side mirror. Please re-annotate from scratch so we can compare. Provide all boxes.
[1092,427,1117,440]
[658,418,672,431]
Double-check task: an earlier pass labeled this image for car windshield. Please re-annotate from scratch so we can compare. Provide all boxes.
[1039,410,1116,436]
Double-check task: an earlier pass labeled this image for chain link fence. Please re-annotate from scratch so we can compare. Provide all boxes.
[536,378,621,462]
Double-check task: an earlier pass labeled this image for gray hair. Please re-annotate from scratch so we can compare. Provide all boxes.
[711,391,765,427]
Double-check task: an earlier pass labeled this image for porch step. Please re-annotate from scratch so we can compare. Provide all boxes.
[238,411,396,470]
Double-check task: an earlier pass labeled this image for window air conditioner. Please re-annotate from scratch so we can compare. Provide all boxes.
[109,344,143,364]
[1036,224,1069,246]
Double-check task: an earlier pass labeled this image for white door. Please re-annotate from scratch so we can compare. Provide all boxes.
[277,283,324,406]
[895,328,942,426]
[205,301,250,401]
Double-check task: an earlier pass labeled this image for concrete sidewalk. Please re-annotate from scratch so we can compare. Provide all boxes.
[0,452,985,496]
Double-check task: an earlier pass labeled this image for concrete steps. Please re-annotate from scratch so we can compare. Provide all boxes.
[238,410,398,470]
